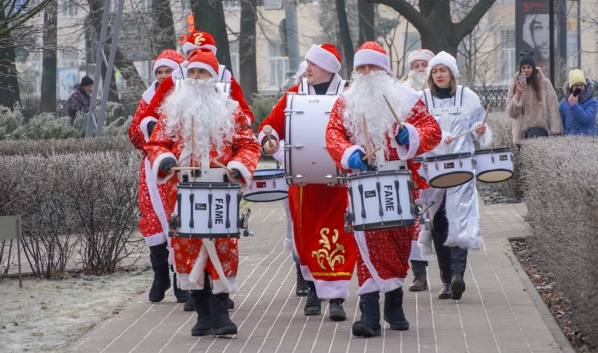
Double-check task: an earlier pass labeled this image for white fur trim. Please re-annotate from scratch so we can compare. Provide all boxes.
[394,123,420,160]
[475,123,492,147]
[300,265,315,282]
[140,117,158,142]
[144,157,170,237]
[220,67,232,82]
[152,152,177,184]
[258,129,280,154]
[428,51,459,77]
[416,231,436,259]
[212,277,238,294]
[227,160,252,190]
[153,58,179,74]
[183,42,217,56]
[354,48,392,75]
[409,239,436,261]
[187,62,218,79]
[340,145,365,170]
[142,81,157,104]
[142,232,167,246]
[305,44,341,74]
[176,274,205,290]
[394,82,423,108]
[313,279,350,300]
[273,139,285,165]
[284,237,294,251]
[407,49,435,69]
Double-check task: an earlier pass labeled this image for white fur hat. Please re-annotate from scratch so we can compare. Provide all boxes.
[428,51,459,76]
[304,44,341,74]
[407,49,435,69]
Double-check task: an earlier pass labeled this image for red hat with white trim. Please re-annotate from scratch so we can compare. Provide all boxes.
[187,49,219,79]
[304,44,342,74]
[152,49,185,75]
[353,41,393,75]
[183,31,217,56]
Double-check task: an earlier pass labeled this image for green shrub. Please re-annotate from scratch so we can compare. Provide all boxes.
[250,93,281,132]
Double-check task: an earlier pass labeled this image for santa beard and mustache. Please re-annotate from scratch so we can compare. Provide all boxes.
[343,70,412,154]
[159,78,237,160]
[405,70,428,91]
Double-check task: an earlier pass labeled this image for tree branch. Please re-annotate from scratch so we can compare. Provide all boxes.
[454,0,496,38]
[368,0,427,30]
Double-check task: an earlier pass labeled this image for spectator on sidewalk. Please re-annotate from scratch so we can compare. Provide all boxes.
[559,69,597,136]
[67,76,93,125]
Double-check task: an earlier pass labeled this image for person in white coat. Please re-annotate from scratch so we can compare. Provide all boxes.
[419,51,491,300]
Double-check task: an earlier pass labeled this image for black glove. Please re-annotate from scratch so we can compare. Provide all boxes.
[231,168,242,180]
[159,157,176,173]
[573,88,582,97]
[147,121,157,136]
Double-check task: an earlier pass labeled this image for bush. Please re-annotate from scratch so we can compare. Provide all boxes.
[521,136,598,347]
[0,135,136,157]
[250,93,280,132]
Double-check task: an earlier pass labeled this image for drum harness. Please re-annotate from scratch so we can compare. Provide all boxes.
[423,85,464,156]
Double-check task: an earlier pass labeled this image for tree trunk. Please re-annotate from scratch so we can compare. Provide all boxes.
[239,0,257,105]
[335,0,354,77]
[191,0,232,71]
[0,9,20,109]
[152,0,176,53]
[40,1,57,113]
[358,0,376,45]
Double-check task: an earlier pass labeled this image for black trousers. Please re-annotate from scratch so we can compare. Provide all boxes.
[431,195,468,284]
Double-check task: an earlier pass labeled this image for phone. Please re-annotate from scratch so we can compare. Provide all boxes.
[518,73,527,87]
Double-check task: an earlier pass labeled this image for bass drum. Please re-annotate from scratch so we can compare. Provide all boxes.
[284,93,345,186]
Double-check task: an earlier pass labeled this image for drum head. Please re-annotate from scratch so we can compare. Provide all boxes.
[429,172,473,188]
[243,191,288,203]
[254,169,285,179]
[477,170,514,183]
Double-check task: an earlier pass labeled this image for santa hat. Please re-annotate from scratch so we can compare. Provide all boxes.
[353,41,393,75]
[428,51,459,76]
[183,31,217,56]
[407,49,435,69]
[187,49,219,79]
[152,49,185,75]
[304,44,341,74]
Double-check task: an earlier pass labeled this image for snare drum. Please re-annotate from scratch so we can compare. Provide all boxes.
[346,170,416,231]
[243,169,288,202]
[474,148,514,183]
[413,156,427,183]
[175,182,242,238]
[284,93,345,186]
[424,152,474,188]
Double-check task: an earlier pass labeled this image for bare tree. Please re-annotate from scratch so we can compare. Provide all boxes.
[336,0,355,73]
[239,0,258,104]
[358,0,376,44]
[191,0,232,70]
[40,1,57,113]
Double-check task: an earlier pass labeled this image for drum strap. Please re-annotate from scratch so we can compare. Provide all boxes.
[374,149,407,170]
[218,65,226,82]
[175,77,183,91]
[299,78,309,95]
[424,86,464,155]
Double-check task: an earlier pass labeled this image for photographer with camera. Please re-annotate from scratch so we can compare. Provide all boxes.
[559,69,597,136]
[506,50,563,146]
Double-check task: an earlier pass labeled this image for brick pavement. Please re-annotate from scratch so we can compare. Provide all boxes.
[67,200,574,353]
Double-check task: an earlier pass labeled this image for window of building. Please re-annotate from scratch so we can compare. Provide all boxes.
[61,50,79,68]
[264,0,283,11]
[223,0,240,9]
[267,40,288,89]
[229,40,240,79]
[138,0,152,12]
[403,32,421,73]
[499,29,516,83]
[59,0,78,17]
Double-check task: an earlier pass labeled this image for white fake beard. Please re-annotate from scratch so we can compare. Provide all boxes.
[343,70,412,154]
[406,70,428,91]
[160,78,236,160]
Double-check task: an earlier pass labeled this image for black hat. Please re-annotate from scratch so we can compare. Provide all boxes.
[519,49,536,69]
[81,76,93,87]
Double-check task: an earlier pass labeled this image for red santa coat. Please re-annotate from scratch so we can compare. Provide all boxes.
[128,82,177,247]
[258,75,357,300]
[326,91,441,295]
[144,107,260,292]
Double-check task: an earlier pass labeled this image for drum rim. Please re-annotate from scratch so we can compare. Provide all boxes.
[243,191,289,202]
[425,152,473,162]
[474,148,513,155]
[253,169,286,178]
[428,171,474,188]
[174,232,240,238]
[413,157,425,162]
[352,219,416,231]
[347,169,411,181]
[476,169,514,183]
[177,182,242,189]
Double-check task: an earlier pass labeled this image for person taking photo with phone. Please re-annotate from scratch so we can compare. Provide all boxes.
[559,69,597,136]
[506,49,563,146]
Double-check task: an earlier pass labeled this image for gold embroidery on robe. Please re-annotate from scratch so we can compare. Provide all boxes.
[312,228,346,271]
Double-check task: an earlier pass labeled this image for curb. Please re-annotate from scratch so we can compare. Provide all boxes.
[505,237,576,353]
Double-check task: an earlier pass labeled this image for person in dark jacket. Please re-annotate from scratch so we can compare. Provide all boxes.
[67,76,93,125]
[559,69,597,136]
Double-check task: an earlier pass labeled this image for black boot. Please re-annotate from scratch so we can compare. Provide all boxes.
[438,282,452,299]
[352,292,381,337]
[172,269,191,304]
[383,288,409,330]
[228,298,235,310]
[209,293,238,336]
[304,281,321,316]
[328,299,346,321]
[295,264,308,297]
[451,276,466,300]
[148,243,171,302]
[190,289,211,336]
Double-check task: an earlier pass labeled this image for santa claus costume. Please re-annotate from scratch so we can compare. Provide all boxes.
[401,48,436,293]
[418,51,491,301]
[145,49,260,337]
[326,42,441,337]
[128,49,189,305]
[258,44,357,322]
[139,30,254,126]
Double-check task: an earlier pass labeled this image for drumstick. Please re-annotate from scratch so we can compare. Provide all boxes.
[450,100,493,140]
[382,95,404,130]
[362,114,372,165]
[211,159,235,174]
[190,115,195,168]
[481,99,492,126]
[362,146,382,161]
[172,166,201,171]
[263,125,274,148]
